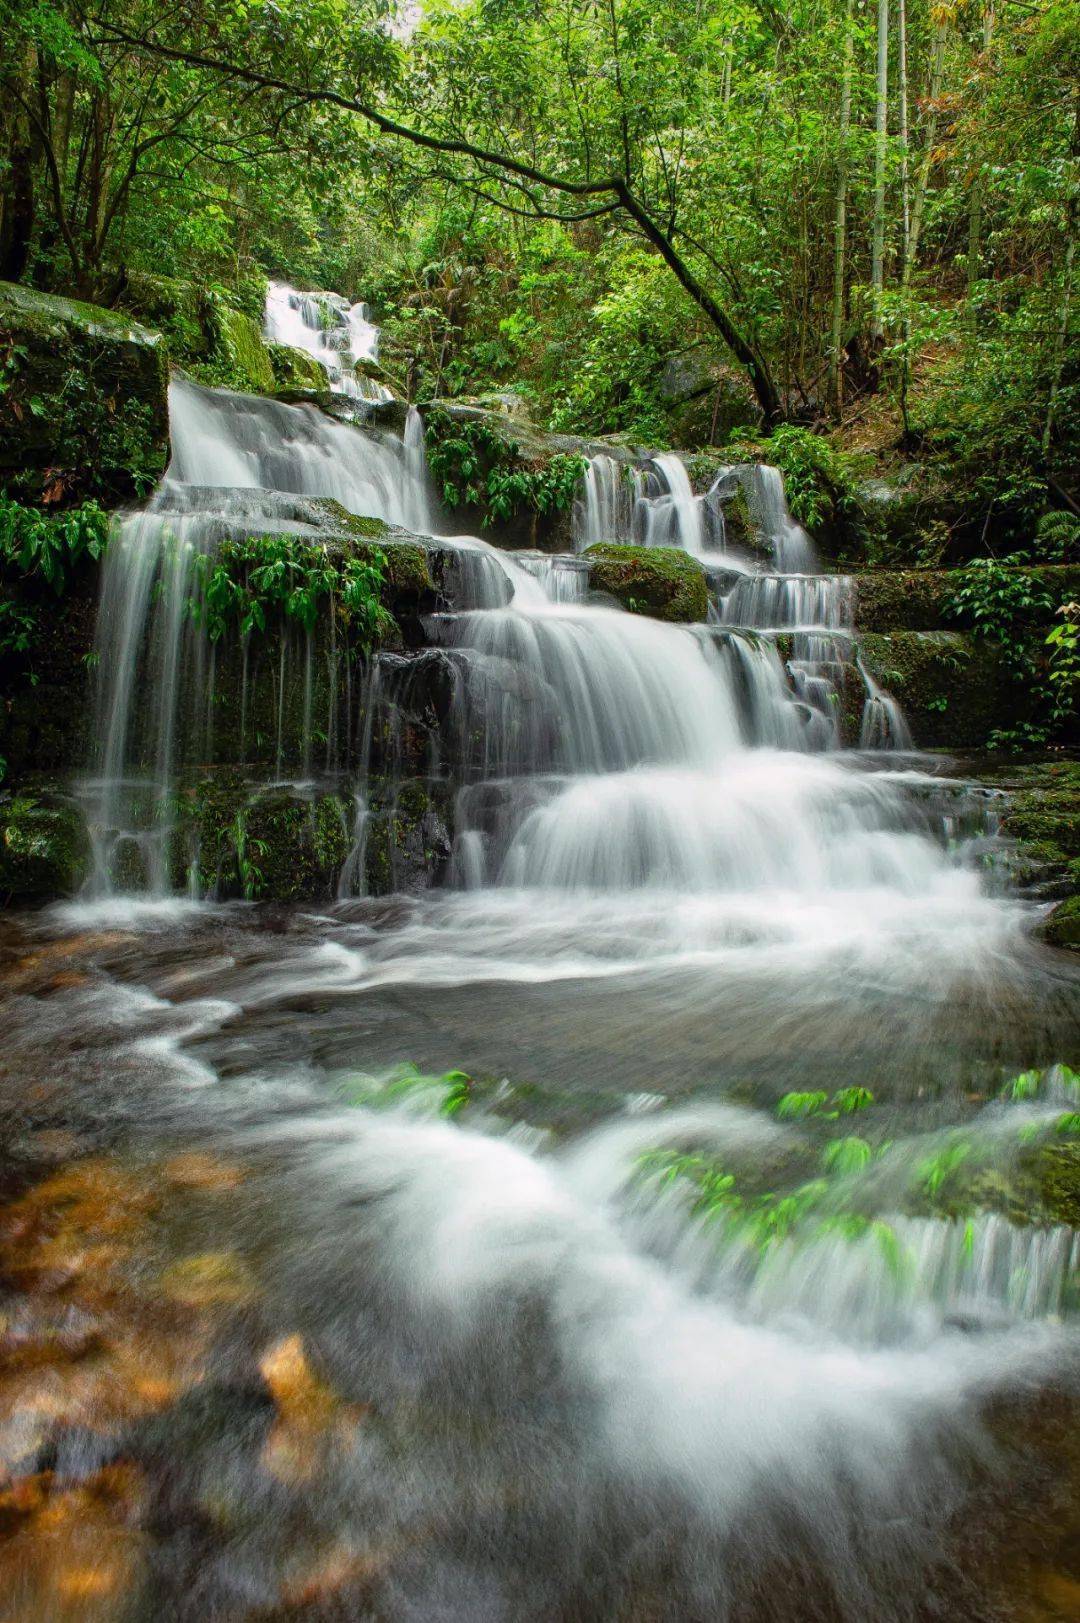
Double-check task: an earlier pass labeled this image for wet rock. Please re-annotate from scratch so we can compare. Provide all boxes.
[203,299,275,394]
[171,782,351,902]
[363,778,453,896]
[854,630,1028,749]
[0,790,89,900]
[266,342,332,406]
[0,280,169,506]
[111,270,213,367]
[1043,896,1080,950]
[585,543,709,623]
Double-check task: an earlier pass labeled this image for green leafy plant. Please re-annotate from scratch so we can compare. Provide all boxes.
[192,533,392,646]
[425,410,585,527]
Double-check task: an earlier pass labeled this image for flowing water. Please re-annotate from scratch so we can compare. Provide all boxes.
[3,324,1080,1620]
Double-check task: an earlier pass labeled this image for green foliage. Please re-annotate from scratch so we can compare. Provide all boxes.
[0,495,109,594]
[342,1062,474,1117]
[777,1086,874,1121]
[945,556,1077,749]
[191,534,392,646]
[758,426,863,534]
[0,495,109,664]
[425,410,585,526]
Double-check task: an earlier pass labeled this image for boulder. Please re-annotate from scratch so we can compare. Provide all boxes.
[0,280,169,506]
[585,543,709,623]
[266,342,332,405]
[0,789,89,899]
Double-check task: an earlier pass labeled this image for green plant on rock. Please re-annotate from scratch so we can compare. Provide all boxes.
[945,554,1064,749]
[192,533,393,646]
[425,410,585,527]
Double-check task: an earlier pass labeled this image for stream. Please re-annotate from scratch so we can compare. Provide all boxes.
[2,283,1079,1622]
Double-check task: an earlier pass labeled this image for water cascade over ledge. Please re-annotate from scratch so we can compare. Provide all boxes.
[11,320,1074,1622]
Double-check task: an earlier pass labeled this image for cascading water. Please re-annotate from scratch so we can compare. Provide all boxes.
[48,341,1080,1622]
[264,278,393,403]
[575,449,910,749]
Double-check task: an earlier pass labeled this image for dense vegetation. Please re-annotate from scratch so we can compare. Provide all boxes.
[0,0,1074,547]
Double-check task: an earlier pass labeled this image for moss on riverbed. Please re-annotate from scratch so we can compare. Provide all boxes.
[585,543,709,622]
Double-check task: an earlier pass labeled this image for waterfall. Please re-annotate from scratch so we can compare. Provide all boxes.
[84,372,973,918]
[573,450,722,558]
[264,279,393,403]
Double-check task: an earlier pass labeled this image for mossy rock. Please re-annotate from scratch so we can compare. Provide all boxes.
[585,543,709,623]
[1041,895,1080,952]
[202,299,275,394]
[112,271,212,367]
[0,790,89,900]
[852,566,1080,633]
[267,342,332,405]
[855,630,1029,749]
[170,778,350,900]
[0,280,169,506]
[363,778,452,896]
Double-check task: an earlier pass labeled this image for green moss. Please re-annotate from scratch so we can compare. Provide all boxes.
[585,542,708,623]
[0,791,89,899]
[267,342,331,404]
[197,298,275,394]
[1034,1141,1080,1221]
[0,279,169,506]
[1042,895,1080,951]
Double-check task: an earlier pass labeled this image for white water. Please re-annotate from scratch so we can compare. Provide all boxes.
[50,355,1080,1618]
[264,278,393,402]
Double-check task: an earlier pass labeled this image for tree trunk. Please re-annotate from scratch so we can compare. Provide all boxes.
[870,0,889,341]
[830,0,855,418]
[898,0,910,267]
[0,43,38,283]
[903,24,947,296]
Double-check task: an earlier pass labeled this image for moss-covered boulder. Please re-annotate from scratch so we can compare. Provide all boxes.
[853,566,1080,633]
[112,271,212,367]
[169,777,350,900]
[363,778,453,895]
[1043,896,1080,951]
[267,342,331,405]
[0,280,169,506]
[204,298,275,394]
[585,543,709,623]
[0,790,89,899]
[854,630,1028,748]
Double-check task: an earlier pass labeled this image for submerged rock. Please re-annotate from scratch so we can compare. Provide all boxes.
[585,543,709,623]
[0,280,169,506]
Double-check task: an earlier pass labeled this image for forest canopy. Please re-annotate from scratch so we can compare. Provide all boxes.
[1,0,1076,532]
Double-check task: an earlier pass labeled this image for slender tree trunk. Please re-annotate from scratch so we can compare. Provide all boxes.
[0,43,38,282]
[965,4,994,302]
[870,0,889,341]
[1043,206,1076,457]
[830,0,855,418]
[898,0,910,267]
[903,24,947,296]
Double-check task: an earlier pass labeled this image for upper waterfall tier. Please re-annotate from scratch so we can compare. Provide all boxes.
[264,280,394,403]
